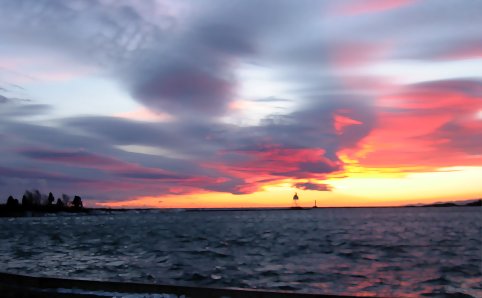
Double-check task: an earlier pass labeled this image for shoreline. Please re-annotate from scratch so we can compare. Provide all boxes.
[0,199,479,218]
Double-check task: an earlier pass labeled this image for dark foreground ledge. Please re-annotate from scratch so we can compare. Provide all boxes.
[0,272,363,298]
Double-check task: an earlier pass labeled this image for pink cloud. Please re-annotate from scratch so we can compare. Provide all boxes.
[355,80,482,169]
[0,54,97,83]
[114,108,173,122]
[330,41,393,68]
[435,43,482,61]
[334,113,363,134]
[335,0,416,16]
[203,147,341,193]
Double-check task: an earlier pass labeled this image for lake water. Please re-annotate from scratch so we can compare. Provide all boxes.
[0,207,480,297]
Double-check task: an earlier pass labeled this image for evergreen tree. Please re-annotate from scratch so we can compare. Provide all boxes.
[72,195,83,209]
[48,192,55,205]
[6,195,16,207]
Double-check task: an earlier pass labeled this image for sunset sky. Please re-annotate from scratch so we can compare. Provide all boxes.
[0,0,481,208]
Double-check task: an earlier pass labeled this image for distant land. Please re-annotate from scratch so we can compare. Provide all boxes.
[405,199,481,207]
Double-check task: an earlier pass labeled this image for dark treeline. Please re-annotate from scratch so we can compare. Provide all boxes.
[1,190,84,217]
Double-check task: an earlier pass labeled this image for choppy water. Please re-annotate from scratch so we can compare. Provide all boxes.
[0,207,480,297]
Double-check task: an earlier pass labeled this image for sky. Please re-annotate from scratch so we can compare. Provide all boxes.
[0,0,481,208]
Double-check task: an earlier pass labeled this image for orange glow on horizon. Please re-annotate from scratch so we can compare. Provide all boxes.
[97,166,482,209]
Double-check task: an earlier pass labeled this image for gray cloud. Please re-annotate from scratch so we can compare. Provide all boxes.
[294,182,332,191]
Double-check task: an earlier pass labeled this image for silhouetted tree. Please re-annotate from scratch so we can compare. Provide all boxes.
[48,192,55,205]
[6,195,14,205]
[72,195,83,209]
[6,195,18,208]
[22,194,32,208]
[1,190,87,216]
[21,190,45,208]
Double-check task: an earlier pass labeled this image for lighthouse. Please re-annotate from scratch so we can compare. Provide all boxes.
[292,192,299,207]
